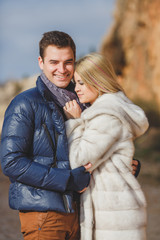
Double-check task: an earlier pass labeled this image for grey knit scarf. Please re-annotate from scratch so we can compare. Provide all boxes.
[40,72,81,108]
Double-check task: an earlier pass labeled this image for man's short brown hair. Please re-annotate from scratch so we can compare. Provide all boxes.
[39,31,76,60]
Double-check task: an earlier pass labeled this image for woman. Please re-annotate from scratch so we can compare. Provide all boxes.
[63,53,149,240]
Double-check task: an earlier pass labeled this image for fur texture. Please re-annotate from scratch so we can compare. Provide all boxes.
[65,91,149,240]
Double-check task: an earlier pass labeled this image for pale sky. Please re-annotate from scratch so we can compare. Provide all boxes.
[0,0,116,83]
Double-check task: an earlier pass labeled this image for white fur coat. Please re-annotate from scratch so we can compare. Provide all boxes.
[65,91,149,240]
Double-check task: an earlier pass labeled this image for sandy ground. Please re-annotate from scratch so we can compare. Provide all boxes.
[0,167,160,240]
[0,171,22,240]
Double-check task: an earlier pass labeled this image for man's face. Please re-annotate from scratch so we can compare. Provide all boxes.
[38,45,75,88]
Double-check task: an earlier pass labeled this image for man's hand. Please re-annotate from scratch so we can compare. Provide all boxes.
[63,100,82,119]
[132,159,141,177]
[78,162,92,193]
[67,164,91,192]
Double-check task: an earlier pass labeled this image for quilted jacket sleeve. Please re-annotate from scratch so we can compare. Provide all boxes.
[0,95,70,193]
[65,114,123,171]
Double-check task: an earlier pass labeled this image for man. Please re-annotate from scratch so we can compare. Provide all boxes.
[0,31,91,240]
[0,30,140,240]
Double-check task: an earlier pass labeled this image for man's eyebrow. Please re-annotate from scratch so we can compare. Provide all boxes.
[49,58,74,63]
[49,59,58,62]
[65,58,74,62]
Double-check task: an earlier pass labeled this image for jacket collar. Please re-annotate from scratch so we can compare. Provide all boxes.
[36,76,54,102]
[36,76,65,134]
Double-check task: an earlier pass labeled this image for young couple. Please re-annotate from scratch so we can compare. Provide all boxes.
[0,31,148,240]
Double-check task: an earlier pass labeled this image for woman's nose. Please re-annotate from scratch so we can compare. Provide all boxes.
[75,84,79,92]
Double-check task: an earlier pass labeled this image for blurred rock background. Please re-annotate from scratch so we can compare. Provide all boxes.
[0,0,160,239]
[100,0,160,239]
[101,0,160,123]
[100,0,160,179]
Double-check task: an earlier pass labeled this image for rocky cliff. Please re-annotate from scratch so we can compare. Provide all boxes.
[101,0,160,126]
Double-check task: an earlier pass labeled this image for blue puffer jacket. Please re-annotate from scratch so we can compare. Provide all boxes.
[0,77,89,213]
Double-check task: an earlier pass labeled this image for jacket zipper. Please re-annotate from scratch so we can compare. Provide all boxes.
[42,123,70,213]
[42,123,56,167]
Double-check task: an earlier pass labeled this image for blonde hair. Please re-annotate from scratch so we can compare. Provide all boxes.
[75,52,124,93]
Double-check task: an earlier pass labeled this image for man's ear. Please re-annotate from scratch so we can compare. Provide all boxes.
[38,56,43,70]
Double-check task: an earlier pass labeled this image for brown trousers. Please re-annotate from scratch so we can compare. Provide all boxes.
[19,206,79,240]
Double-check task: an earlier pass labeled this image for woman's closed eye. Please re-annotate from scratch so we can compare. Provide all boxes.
[79,81,84,85]
[76,80,84,86]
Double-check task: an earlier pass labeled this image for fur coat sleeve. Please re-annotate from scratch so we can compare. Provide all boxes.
[65,114,124,171]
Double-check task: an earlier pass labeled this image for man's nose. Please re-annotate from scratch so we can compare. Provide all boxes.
[58,63,66,73]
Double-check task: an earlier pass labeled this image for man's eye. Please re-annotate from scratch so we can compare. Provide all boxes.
[49,60,58,64]
[66,61,73,65]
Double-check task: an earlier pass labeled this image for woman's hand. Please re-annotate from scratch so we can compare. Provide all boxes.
[84,162,92,173]
[63,100,82,119]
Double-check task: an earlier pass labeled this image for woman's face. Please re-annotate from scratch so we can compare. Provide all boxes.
[74,71,99,105]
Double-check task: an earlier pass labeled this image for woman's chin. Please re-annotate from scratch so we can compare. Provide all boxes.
[80,100,87,104]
